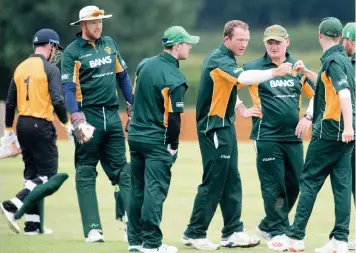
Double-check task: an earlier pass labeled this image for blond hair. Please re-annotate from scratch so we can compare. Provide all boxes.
[224,20,249,38]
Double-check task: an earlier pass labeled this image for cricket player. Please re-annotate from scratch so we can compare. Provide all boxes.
[61,5,133,243]
[127,26,199,253]
[268,17,355,253]
[341,21,356,251]
[0,28,72,235]
[181,20,293,250]
[235,24,315,242]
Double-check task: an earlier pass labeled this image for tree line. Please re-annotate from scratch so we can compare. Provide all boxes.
[1,0,353,100]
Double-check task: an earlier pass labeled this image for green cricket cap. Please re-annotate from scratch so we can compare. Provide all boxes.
[342,22,356,41]
[319,17,343,37]
[263,25,289,41]
[162,26,200,47]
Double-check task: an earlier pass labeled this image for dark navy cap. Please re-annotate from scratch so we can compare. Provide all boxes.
[32,29,63,50]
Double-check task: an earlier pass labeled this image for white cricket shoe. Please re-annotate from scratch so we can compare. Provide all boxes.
[315,237,349,253]
[315,238,336,253]
[334,239,349,253]
[128,245,143,252]
[123,221,128,242]
[256,226,272,241]
[267,234,305,252]
[141,244,178,253]
[85,229,104,243]
[349,239,356,250]
[0,202,20,234]
[180,236,219,250]
[24,227,53,235]
[220,231,260,248]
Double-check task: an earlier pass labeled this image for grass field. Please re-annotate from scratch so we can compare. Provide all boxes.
[0,141,354,253]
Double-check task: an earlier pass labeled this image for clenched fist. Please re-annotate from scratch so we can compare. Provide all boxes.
[273,62,293,77]
[293,60,308,75]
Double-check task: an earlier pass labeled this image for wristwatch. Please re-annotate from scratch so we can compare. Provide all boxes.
[304,113,312,121]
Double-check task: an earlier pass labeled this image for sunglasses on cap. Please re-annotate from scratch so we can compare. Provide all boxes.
[87,9,105,18]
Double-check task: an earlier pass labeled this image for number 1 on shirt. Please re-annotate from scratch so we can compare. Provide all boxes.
[25,76,30,101]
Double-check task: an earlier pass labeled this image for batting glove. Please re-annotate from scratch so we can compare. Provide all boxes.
[3,129,19,148]
[4,129,14,137]
[71,112,95,144]
[0,129,21,159]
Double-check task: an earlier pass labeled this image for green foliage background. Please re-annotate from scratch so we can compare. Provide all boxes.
[0,0,354,106]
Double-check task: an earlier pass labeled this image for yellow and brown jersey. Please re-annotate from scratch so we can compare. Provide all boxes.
[5,54,68,128]
[196,43,244,134]
[313,45,355,141]
[243,52,315,142]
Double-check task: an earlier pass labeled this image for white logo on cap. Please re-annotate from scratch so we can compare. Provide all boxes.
[347,32,350,37]
[34,37,38,42]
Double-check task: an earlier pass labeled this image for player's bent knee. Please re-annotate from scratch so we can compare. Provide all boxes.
[109,163,131,185]
[118,163,131,184]
[119,171,131,186]
[24,176,48,191]
[14,173,68,219]
[75,166,97,182]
